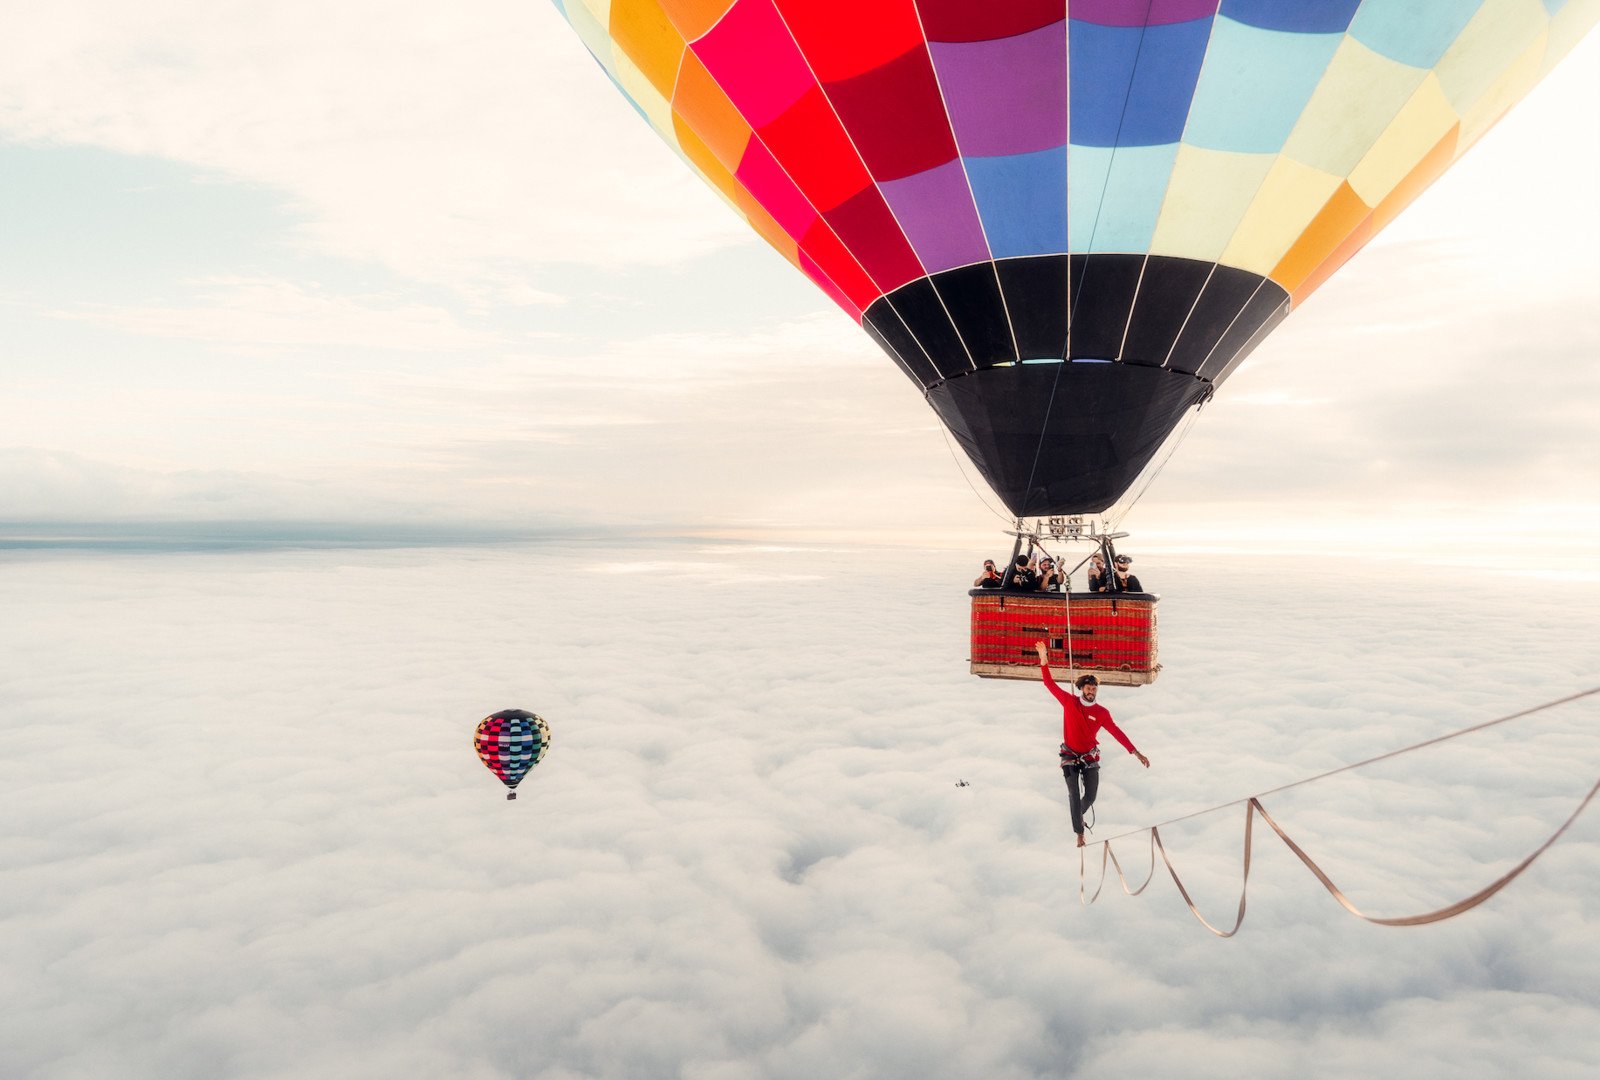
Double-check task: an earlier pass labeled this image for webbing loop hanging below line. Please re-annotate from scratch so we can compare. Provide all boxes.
[1075,686,1600,934]
[1079,830,1158,906]
[1080,782,1599,936]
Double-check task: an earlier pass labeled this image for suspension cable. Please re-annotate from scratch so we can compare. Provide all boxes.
[1109,387,1211,530]
[937,422,1012,526]
[1019,360,1066,518]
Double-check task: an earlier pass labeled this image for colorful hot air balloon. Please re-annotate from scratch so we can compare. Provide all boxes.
[551,0,1596,515]
[474,709,551,799]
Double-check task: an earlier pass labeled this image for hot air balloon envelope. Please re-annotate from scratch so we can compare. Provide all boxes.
[474,709,551,800]
[552,0,1597,514]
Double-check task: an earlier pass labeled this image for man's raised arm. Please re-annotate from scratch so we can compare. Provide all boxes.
[1034,641,1075,707]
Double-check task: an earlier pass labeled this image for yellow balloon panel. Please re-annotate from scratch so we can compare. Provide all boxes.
[1222,157,1344,278]
[1282,37,1431,179]
[1346,73,1459,208]
[1435,0,1549,114]
[1149,146,1276,263]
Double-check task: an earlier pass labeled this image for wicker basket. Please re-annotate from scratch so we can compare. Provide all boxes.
[969,589,1160,686]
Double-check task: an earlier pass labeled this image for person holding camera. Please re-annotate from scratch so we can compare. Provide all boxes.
[1001,552,1038,592]
[973,559,1003,589]
[1036,556,1065,592]
[1034,640,1150,847]
[1087,553,1108,592]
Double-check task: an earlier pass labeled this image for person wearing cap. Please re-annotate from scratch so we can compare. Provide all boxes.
[1109,554,1143,593]
[973,559,1003,589]
[1001,552,1038,592]
[1033,640,1150,847]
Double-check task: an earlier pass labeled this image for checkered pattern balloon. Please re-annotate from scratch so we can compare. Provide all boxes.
[474,709,551,800]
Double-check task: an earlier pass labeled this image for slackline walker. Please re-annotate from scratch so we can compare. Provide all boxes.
[1078,687,1600,936]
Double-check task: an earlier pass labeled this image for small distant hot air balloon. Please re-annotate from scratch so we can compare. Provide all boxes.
[474,709,551,800]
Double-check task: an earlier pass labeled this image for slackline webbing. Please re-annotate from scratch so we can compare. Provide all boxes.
[1077,686,1600,935]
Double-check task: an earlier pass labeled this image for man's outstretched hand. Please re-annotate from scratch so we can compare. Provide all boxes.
[1034,640,1049,664]
[1136,752,1150,768]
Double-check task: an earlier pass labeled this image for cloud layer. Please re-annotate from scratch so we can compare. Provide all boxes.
[2,542,1596,1078]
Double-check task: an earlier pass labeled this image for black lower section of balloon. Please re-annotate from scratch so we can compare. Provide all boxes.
[863,254,1288,380]
[927,361,1210,516]
[863,255,1289,514]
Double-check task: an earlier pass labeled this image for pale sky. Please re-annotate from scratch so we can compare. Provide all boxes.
[1,2,1597,555]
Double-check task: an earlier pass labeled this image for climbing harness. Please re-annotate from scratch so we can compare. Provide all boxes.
[1060,744,1102,770]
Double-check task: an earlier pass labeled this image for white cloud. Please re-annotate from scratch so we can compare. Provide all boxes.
[0,447,486,523]
[1,543,1596,1078]
[0,307,964,530]
[49,277,509,351]
[0,1,748,294]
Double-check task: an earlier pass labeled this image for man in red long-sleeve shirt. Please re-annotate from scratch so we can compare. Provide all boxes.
[1034,641,1150,846]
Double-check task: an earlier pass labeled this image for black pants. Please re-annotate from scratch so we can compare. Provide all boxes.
[1061,762,1100,835]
